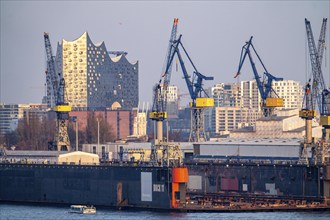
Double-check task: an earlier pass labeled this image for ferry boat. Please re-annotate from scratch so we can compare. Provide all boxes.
[69,205,96,214]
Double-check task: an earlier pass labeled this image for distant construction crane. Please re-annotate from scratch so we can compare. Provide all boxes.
[235,36,283,117]
[44,32,71,152]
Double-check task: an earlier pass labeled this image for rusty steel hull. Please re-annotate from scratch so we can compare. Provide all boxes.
[185,161,323,198]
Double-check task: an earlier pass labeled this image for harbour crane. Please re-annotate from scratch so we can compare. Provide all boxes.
[149,18,213,166]
[235,36,284,117]
[44,32,71,152]
[149,18,179,144]
[166,34,214,142]
[304,18,329,164]
[149,18,180,165]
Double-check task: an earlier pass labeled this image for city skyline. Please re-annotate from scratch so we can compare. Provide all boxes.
[1,1,329,105]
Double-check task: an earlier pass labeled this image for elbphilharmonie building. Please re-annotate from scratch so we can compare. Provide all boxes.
[46,32,138,110]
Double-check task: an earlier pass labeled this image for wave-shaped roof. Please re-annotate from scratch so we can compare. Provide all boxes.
[59,32,138,65]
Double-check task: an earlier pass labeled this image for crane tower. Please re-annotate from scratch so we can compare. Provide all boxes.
[304,18,329,164]
[44,32,71,152]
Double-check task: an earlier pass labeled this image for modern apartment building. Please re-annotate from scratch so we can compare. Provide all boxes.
[207,80,304,136]
[240,80,304,110]
[212,83,241,107]
[212,107,262,135]
[272,80,304,109]
[240,80,261,110]
[46,32,138,110]
[166,85,178,102]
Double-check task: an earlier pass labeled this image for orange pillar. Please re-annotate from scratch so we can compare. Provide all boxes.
[171,167,188,208]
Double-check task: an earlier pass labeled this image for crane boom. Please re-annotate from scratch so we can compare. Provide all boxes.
[44,32,59,106]
[317,18,327,68]
[173,35,213,103]
[163,18,179,87]
[305,18,327,114]
[235,36,283,117]
[166,34,214,142]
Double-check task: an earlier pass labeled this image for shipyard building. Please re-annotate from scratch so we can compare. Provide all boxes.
[45,32,138,110]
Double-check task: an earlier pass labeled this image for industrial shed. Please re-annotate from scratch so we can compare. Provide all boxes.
[193,138,307,158]
[58,151,99,165]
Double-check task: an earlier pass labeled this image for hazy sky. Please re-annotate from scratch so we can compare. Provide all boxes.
[1,1,329,106]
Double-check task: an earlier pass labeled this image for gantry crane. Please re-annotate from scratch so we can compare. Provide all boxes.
[304,18,329,164]
[235,36,284,117]
[44,32,71,152]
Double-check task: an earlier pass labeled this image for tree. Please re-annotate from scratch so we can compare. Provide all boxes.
[15,113,56,150]
[85,112,115,144]
[4,131,18,148]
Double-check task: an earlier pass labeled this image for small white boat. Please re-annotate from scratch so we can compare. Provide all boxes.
[69,205,96,214]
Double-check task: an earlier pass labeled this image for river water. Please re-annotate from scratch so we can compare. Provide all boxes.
[1,203,330,220]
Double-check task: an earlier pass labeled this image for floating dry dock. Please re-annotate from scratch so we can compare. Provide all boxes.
[1,148,330,212]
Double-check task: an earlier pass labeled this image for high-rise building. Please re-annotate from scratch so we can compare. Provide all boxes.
[46,32,138,110]
[166,85,178,102]
[211,83,241,107]
[0,103,47,135]
[0,104,20,135]
[272,80,304,109]
[212,107,262,135]
[206,80,304,137]
[240,80,304,110]
[166,85,178,118]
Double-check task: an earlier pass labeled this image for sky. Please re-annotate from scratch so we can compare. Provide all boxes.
[1,1,329,106]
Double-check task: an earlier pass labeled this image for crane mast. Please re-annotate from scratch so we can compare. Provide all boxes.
[235,36,283,117]
[44,32,71,152]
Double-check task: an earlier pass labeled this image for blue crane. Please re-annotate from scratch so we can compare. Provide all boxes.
[150,19,213,142]
[167,35,213,105]
[166,34,214,142]
[235,36,283,117]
